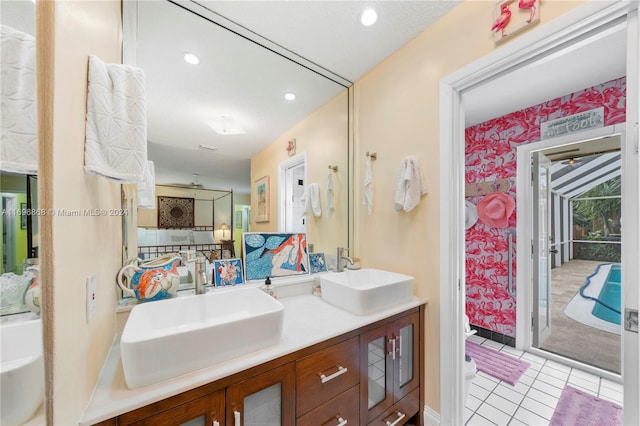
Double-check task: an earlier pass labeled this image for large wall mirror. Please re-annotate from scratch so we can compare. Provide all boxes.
[122,0,351,281]
[1,0,45,424]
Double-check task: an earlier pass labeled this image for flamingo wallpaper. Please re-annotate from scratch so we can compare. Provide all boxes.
[464,76,626,338]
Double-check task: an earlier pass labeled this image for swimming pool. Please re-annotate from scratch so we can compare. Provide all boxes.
[581,264,621,325]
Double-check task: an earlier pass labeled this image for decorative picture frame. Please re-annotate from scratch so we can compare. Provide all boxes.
[213,258,244,286]
[492,0,540,42]
[242,232,310,281]
[20,203,27,229]
[286,138,296,157]
[254,176,270,223]
[235,210,242,229]
[309,253,328,273]
[157,196,194,228]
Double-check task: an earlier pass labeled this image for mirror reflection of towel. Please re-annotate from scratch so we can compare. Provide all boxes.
[137,161,156,209]
[363,157,373,214]
[301,183,321,217]
[326,173,335,215]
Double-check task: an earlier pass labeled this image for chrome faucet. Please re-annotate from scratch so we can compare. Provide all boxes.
[336,247,354,272]
[194,256,208,294]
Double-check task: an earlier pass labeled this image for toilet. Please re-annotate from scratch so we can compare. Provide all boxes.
[463,315,478,404]
[463,354,477,404]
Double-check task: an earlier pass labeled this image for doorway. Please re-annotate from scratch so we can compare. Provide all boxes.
[439,3,639,425]
[527,133,622,375]
[278,153,307,234]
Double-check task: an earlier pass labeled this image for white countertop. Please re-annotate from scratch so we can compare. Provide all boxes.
[80,283,425,425]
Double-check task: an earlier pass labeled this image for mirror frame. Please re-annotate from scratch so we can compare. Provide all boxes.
[120,0,353,268]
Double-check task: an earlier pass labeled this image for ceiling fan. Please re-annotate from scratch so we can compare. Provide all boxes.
[561,158,583,167]
[165,174,204,189]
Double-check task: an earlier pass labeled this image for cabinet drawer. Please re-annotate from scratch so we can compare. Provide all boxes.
[368,388,419,426]
[296,336,360,416]
[297,385,359,426]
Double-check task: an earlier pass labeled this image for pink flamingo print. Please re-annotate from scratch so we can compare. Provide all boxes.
[491,4,512,37]
[518,0,537,23]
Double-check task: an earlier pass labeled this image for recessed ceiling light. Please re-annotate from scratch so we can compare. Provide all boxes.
[361,8,377,26]
[183,52,199,65]
[284,93,296,101]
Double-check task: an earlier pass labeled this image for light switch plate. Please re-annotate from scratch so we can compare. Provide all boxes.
[86,275,97,323]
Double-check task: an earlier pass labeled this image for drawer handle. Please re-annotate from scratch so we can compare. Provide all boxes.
[389,337,396,361]
[384,411,406,426]
[319,365,348,383]
[321,415,348,426]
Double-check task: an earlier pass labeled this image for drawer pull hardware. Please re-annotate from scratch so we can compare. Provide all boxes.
[390,337,396,360]
[385,411,406,426]
[321,415,348,426]
[336,416,348,426]
[234,410,241,426]
[319,365,348,383]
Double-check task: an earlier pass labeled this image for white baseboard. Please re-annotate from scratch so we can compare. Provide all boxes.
[423,405,440,425]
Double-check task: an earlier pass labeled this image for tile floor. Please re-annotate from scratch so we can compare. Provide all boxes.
[465,335,624,426]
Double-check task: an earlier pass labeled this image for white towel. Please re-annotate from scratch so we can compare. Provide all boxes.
[0,25,38,174]
[137,161,156,209]
[326,173,335,215]
[394,156,427,212]
[363,157,373,215]
[301,183,321,217]
[84,55,148,182]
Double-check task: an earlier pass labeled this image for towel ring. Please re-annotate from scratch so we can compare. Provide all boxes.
[328,165,338,172]
[366,151,377,160]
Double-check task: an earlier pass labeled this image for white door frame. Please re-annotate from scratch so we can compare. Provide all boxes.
[516,124,625,383]
[277,151,307,232]
[439,2,639,424]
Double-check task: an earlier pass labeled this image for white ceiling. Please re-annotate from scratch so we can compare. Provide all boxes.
[134,0,462,194]
[4,1,627,194]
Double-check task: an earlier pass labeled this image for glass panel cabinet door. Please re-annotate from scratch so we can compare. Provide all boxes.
[243,383,281,425]
[398,322,414,387]
[360,325,393,423]
[226,363,295,426]
[393,311,420,402]
[367,336,387,409]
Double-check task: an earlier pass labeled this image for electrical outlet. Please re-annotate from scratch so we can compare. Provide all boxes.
[86,275,97,323]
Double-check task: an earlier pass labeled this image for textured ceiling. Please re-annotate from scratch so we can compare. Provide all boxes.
[197,1,463,82]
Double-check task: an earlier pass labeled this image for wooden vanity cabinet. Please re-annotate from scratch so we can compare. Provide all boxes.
[102,305,424,426]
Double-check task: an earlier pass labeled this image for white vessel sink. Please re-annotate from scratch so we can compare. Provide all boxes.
[320,268,414,315]
[120,287,284,389]
[0,319,44,425]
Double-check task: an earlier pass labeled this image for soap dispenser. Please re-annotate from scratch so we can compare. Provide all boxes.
[261,276,277,299]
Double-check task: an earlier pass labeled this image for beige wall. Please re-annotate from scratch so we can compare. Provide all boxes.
[38,0,122,424]
[251,90,349,255]
[352,0,585,411]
